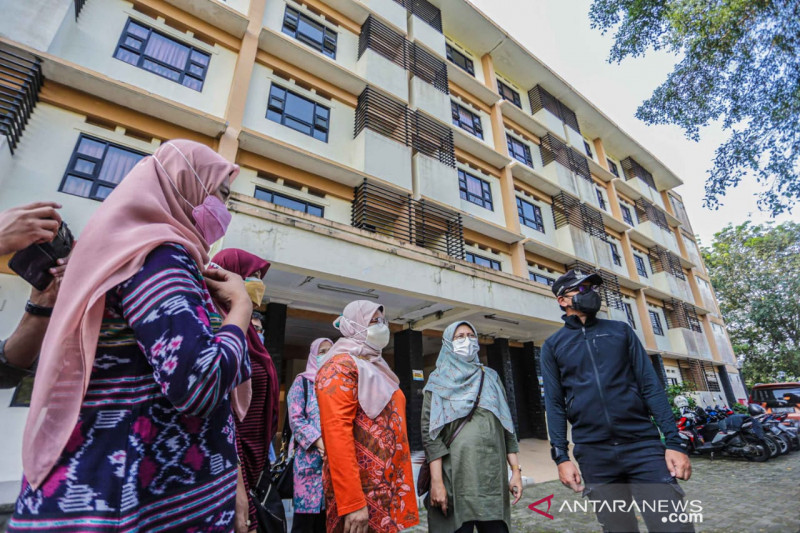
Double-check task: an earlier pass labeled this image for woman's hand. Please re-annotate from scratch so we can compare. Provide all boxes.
[509,470,523,505]
[314,438,326,458]
[202,267,249,310]
[235,467,250,533]
[430,478,448,515]
[343,505,369,533]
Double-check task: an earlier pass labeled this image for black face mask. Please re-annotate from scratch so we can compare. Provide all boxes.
[571,289,602,315]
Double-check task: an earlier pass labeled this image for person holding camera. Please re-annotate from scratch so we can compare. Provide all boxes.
[8,140,253,532]
[0,201,68,387]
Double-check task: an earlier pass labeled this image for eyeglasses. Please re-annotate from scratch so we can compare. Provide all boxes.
[369,316,387,326]
[453,332,477,341]
[559,284,598,297]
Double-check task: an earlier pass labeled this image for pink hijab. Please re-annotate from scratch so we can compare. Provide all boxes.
[22,140,239,489]
[325,300,400,419]
[300,337,333,382]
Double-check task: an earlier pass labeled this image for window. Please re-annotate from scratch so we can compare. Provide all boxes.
[596,189,607,210]
[497,80,521,107]
[60,135,146,201]
[583,140,593,159]
[466,252,501,271]
[267,84,330,142]
[282,6,337,59]
[607,158,619,177]
[516,197,545,233]
[114,19,210,91]
[624,302,636,329]
[634,254,648,278]
[609,241,622,266]
[254,187,324,217]
[649,310,664,336]
[529,272,555,286]
[620,204,634,225]
[667,377,679,386]
[445,43,474,76]
[507,135,533,167]
[451,101,483,139]
[458,169,493,210]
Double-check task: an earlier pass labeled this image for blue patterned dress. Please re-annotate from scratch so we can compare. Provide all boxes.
[9,244,251,532]
[287,376,324,513]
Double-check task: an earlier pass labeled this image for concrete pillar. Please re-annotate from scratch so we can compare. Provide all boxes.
[394,329,425,451]
[717,366,737,407]
[635,289,657,350]
[487,338,519,436]
[524,341,548,440]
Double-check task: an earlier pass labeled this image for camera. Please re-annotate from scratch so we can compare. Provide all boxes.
[9,222,75,291]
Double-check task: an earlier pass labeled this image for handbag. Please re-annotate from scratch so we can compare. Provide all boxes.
[417,368,485,496]
[270,378,308,499]
[250,459,287,533]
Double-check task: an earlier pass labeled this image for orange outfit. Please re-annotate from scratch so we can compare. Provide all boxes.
[316,353,419,532]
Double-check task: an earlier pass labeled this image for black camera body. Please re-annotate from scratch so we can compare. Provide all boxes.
[9,222,75,291]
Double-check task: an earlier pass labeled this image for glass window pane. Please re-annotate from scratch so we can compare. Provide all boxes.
[188,64,205,76]
[307,205,324,217]
[284,92,315,123]
[98,146,145,185]
[142,59,181,81]
[114,48,140,66]
[77,138,106,158]
[273,194,307,212]
[73,158,96,175]
[144,32,190,70]
[284,116,313,135]
[95,186,115,200]
[127,21,150,39]
[182,77,203,91]
[297,17,324,47]
[62,175,93,197]
[190,50,210,66]
[254,188,273,202]
[124,36,143,50]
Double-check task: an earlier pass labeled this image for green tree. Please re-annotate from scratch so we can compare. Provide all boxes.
[589,0,800,215]
[701,222,800,387]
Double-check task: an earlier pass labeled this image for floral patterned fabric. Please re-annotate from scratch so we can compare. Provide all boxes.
[9,244,251,532]
[287,375,324,513]
[316,353,419,532]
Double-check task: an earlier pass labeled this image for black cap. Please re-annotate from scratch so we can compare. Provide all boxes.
[552,269,603,297]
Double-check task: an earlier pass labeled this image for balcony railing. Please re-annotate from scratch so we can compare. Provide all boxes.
[648,245,685,279]
[621,156,657,191]
[552,192,608,241]
[677,359,720,392]
[75,0,87,19]
[540,133,591,182]
[528,85,581,134]
[390,0,443,32]
[0,46,43,154]
[567,260,624,310]
[355,87,455,166]
[352,179,465,258]
[635,197,670,231]
[665,299,702,333]
[358,16,448,94]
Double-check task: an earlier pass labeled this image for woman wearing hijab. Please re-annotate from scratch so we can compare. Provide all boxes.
[9,140,253,532]
[210,248,280,533]
[287,337,333,533]
[316,300,419,533]
[421,321,523,533]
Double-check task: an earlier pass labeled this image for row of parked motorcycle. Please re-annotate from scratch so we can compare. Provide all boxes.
[673,396,800,462]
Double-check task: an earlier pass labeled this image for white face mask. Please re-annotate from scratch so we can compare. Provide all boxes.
[452,337,479,360]
[365,323,391,350]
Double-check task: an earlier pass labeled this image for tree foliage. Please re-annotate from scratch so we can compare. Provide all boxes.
[590,0,800,215]
[701,222,800,386]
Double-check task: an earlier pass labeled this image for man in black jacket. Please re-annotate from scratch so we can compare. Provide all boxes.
[542,270,693,532]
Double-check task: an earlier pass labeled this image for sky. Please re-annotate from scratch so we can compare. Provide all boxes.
[469,0,798,247]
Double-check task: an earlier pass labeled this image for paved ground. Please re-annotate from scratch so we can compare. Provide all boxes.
[1,452,798,532]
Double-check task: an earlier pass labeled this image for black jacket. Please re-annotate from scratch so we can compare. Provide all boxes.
[541,314,683,463]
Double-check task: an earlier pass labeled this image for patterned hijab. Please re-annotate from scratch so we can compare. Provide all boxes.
[324,300,400,419]
[423,321,515,439]
[300,337,333,382]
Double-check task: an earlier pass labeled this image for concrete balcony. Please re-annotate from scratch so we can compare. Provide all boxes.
[165,0,249,35]
[407,13,445,58]
[636,220,679,252]
[653,331,673,353]
[626,176,665,210]
[594,240,628,279]
[414,152,458,206]
[668,328,713,360]
[653,272,694,304]
[355,129,413,190]
[356,48,408,101]
[409,71,450,124]
[554,226,598,265]
[359,0,408,31]
[538,159,578,196]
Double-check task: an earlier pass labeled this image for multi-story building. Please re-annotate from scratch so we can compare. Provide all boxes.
[0,0,745,501]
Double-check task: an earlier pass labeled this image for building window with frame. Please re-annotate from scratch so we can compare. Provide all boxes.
[529,272,555,286]
[466,252,501,271]
[609,241,622,266]
[114,19,210,91]
[451,101,483,139]
[267,84,330,142]
[507,135,533,167]
[623,302,636,329]
[282,6,337,59]
[254,187,324,217]
[583,140,594,159]
[620,204,634,226]
[649,310,664,336]
[59,135,147,201]
[634,254,648,278]
[607,158,620,177]
[497,80,521,107]
[458,169,493,210]
[445,43,474,76]
[596,188,607,210]
[516,197,545,233]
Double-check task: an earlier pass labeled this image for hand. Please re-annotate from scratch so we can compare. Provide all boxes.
[509,471,523,505]
[314,438,326,458]
[29,257,69,308]
[343,505,369,533]
[557,461,584,493]
[430,478,448,516]
[202,267,248,310]
[235,467,250,533]
[665,449,692,480]
[0,201,62,256]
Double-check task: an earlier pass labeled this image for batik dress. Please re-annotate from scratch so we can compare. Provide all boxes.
[9,244,251,532]
[316,353,419,532]
[287,375,324,513]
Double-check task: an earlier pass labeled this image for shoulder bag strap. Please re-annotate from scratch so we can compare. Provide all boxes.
[444,368,485,448]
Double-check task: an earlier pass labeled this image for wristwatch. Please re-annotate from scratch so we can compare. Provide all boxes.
[25,301,53,317]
